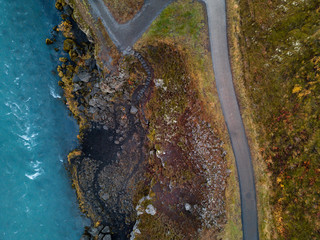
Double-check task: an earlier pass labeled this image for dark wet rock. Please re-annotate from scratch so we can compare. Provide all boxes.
[80,235,90,240]
[101,226,111,234]
[72,74,81,83]
[103,234,112,240]
[63,5,73,16]
[86,59,97,71]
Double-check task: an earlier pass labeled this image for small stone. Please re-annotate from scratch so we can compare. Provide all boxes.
[103,234,112,240]
[101,226,111,234]
[114,140,120,145]
[130,106,138,115]
[102,193,109,201]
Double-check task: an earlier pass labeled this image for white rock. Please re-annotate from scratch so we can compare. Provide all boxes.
[185,203,191,211]
[145,204,156,215]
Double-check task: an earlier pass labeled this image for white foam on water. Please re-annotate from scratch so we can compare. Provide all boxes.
[49,85,61,99]
[25,161,44,180]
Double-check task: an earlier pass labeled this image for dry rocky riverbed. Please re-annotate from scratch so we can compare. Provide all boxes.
[50,1,230,239]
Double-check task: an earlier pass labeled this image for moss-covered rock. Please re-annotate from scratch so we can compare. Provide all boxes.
[59,57,68,62]
[63,38,75,52]
[55,0,66,11]
[45,38,54,45]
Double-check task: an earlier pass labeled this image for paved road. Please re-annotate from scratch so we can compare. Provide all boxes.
[85,0,259,238]
[204,0,259,239]
[86,0,172,51]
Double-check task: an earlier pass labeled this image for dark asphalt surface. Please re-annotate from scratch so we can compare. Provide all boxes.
[85,0,259,238]
[205,0,259,239]
[87,0,173,51]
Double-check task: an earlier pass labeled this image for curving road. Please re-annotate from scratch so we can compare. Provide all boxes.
[85,0,259,238]
[204,0,259,239]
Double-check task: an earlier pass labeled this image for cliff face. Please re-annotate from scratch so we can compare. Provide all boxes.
[51,0,239,239]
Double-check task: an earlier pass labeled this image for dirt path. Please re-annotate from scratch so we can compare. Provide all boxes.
[204,0,259,239]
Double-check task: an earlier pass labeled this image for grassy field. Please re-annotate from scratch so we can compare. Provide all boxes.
[135,0,242,239]
[103,0,144,24]
[227,0,320,239]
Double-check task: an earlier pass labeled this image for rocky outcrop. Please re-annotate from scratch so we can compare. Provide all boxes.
[52,1,229,239]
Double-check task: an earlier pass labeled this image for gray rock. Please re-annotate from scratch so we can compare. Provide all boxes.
[100,82,114,94]
[88,107,97,114]
[101,226,111,234]
[102,193,109,201]
[73,83,81,92]
[89,98,98,107]
[130,106,138,115]
[78,72,91,83]
[88,227,99,236]
[103,234,112,240]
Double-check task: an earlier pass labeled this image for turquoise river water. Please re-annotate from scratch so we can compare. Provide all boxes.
[0,0,89,239]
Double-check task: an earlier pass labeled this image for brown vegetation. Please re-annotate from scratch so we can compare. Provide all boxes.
[227,0,320,239]
[104,0,144,24]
